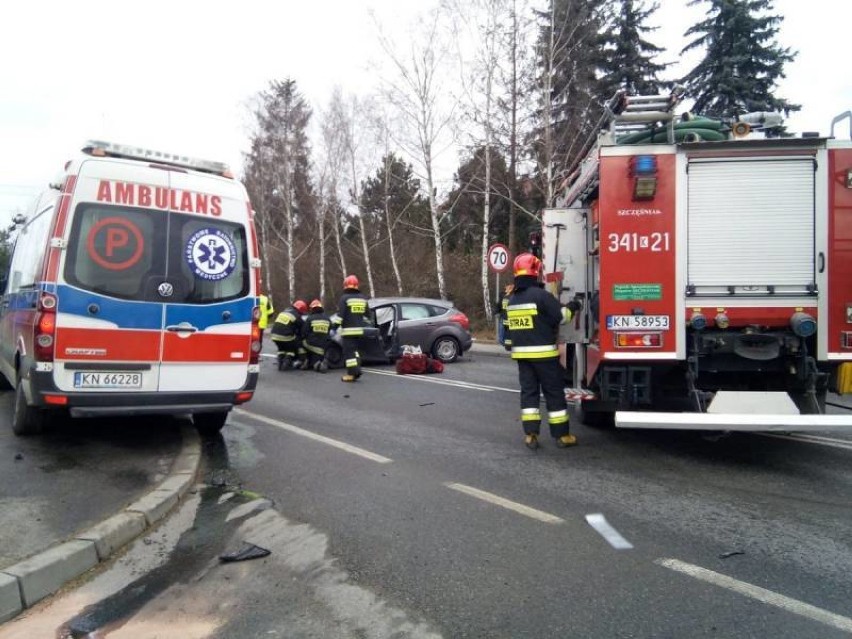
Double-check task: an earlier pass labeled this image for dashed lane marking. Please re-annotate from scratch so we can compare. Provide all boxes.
[233,410,392,464]
[656,558,852,634]
[444,483,564,524]
[364,368,518,393]
[758,432,852,451]
[585,513,634,549]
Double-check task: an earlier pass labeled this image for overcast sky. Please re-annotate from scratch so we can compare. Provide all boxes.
[2,0,849,225]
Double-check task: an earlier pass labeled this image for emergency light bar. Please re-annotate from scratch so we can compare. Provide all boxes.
[82,140,233,177]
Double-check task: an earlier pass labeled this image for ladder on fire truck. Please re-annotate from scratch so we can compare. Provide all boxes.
[559,87,684,207]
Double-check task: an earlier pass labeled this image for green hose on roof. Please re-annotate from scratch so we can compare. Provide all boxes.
[616,120,727,144]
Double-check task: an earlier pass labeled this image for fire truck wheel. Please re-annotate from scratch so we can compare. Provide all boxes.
[573,400,613,428]
[194,411,228,436]
[11,377,45,436]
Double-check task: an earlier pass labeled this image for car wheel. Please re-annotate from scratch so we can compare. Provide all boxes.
[324,343,343,369]
[432,336,460,363]
[12,377,45,436]
[194,411,228,436]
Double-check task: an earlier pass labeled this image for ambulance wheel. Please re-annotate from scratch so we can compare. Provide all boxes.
[11,378,44,436]
[325,344,343,369]
[432,336,460,363]
[573,400,613,428]
[194,411,228,436]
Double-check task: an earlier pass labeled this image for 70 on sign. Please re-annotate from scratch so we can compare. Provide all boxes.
[488,243,510,273]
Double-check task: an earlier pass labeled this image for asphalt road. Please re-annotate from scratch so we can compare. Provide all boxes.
[4,352,852,638]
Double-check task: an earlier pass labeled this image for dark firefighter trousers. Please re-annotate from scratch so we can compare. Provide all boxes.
[517,358,569,438]
[342,336,362,377]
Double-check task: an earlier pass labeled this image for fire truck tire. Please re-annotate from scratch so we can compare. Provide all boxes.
[573,400,613,428]
[11,378,45,436]
[194,411,228,436]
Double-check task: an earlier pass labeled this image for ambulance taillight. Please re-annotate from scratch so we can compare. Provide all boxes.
[249,305,262,365]
[35,293,58,362]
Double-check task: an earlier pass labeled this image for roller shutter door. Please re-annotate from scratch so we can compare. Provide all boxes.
[687,158,815,295]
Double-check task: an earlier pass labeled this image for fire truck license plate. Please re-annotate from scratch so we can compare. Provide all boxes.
[606,315,669,330]
[74,372,143,389]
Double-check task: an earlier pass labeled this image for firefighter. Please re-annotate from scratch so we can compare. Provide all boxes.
[334,275,369,382]
[258,293,274,348]
[496,283,514,351]
[302,299,331,372]
[270,299,308,370]
[507,253,581,450]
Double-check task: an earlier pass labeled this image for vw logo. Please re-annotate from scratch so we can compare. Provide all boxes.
[157,282,174,298]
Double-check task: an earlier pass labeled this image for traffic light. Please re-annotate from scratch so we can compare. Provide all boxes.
[528,231,542,258]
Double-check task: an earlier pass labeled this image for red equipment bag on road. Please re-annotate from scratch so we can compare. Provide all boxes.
[396,346,444,375]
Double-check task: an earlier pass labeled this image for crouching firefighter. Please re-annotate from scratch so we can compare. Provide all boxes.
[334,275,369,382]
[271,299,308,370]
[507,253,581,450]
[302,299,331,372]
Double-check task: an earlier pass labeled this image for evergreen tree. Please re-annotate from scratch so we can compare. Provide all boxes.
[598,0,669,97]
[680,0,799,119]
[533,0,612,204]
[243,79,315,302]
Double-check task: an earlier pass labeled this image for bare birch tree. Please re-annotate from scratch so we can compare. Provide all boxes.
[374,8,457,300]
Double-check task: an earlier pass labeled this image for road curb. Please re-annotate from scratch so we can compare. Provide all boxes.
[0,424,201,623]
[469,341,510,358]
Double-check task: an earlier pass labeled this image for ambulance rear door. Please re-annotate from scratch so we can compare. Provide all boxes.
[54,160,169,394]
[157,171,254,393]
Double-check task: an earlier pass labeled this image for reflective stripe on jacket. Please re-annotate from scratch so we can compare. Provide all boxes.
[507,281,571,360]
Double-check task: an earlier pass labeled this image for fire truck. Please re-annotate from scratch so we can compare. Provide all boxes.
[542,90,852,431]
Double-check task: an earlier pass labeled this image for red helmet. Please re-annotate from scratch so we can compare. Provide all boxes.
[293,300,308,314]
[513,253,542,278]
[309,299,323,310]
[343,274,359,290]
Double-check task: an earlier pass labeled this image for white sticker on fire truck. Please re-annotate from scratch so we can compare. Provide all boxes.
[606,315,669,330]
[185,229,237,281]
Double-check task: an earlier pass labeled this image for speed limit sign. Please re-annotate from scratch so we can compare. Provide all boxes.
[487,243,510,273]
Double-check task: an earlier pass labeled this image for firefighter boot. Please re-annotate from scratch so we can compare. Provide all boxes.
[555,434,578,448]
[299,359,311,371]
[278,354,293,371]
[524,434,539,450]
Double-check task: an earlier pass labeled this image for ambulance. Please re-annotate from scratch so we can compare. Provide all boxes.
[0,141,262,435]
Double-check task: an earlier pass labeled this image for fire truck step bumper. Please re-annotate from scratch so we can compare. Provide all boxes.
[615,412,852,432]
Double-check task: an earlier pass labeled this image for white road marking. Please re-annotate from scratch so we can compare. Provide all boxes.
[656,558,852,633]
[444,483,564,524]
[758,432,852,451]
[364,368,518,393]
[232,410,392,464]
[585,514,634,549]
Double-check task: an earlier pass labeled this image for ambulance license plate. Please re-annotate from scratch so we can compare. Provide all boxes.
[606,315,669,330]
[74,372,143,389]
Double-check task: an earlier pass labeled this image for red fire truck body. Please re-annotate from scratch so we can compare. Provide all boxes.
[544,98,852,431]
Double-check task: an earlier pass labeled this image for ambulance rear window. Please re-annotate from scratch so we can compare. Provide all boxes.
[64,205,248,303]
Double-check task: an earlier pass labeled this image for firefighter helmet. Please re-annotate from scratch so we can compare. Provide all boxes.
[293,300,308,314]
[309,299,323,311]
[343,274,360,290]
[513,253,542,278]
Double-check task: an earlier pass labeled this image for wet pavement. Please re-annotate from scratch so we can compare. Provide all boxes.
[0,392,184,569]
